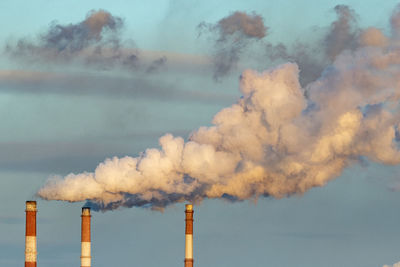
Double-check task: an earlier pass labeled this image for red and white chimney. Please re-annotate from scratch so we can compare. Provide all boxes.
[81,207,91,267]
[184,204,194,267]
[25,201,37,267]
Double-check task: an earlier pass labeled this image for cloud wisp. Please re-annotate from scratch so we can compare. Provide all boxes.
[0,69,233,104]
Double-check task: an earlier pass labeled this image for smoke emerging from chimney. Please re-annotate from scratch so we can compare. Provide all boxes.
[38,6,400,211]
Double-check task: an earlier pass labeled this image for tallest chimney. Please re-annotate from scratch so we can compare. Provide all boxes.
[81,207,91,267]
[25,201,37,267]
[184,204,194,267]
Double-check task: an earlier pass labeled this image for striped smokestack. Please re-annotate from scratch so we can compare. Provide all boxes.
[81,207,91,267]
[25,201,37,267]
[184,204,194,267]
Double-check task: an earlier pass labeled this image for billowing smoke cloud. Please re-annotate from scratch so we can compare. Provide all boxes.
[37,5,400,211]
[383,262,400,267]
[4,10,165,72]
[38,10,400,210]
[198,11,267,81]
[266,5,360,86]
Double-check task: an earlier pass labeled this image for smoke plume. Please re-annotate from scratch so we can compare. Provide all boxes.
[266,5,360,86]
[198,11,267,81]
[324,5,359,60]
[38,5,400,211]
[4,10,165,72]
[383,262,400,267]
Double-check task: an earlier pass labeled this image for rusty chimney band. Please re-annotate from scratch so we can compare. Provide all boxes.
[25,201,37,267]
[81,207,91,267]
[185,204,194,267]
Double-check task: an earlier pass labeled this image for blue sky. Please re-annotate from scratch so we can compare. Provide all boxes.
[1,1,400,267]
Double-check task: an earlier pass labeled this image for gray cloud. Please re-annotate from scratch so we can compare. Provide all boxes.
[4,10,163,72]
[40,9,123,54]
[324,5,359,60]
[265,5,360,86]
[200,6,359,85]
[214,11,267,40]
[390,4,400,38]
[198,11,267,81]
[265,41,326,87]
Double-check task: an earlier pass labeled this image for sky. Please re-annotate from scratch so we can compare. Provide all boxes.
[2,0,400,266]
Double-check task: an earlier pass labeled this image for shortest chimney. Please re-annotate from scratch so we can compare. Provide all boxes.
[185,204,194,267]
[25,201,37,267]
[81,207,91,267]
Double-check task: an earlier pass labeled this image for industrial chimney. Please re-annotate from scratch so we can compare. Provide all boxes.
[25,201,37,267]
[81,207,91,267]
[184,204,194,267]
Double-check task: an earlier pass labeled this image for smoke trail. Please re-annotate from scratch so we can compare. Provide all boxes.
[4,9,165,72]
[324,5,359,60]
[38,7,400,211]
[5,10,126,60]
[199,5,359,84]
[266,5,360,87]
[198,11,267,81]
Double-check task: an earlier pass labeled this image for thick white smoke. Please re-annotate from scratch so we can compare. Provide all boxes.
[38,8,400,211]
